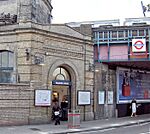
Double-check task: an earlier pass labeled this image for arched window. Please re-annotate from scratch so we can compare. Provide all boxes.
[0,50,15,83]
[53,67,70,81]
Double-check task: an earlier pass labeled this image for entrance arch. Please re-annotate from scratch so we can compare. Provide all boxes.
[52,67,71,121]
[46,59,80,111]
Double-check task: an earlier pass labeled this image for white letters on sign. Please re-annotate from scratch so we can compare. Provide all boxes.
[132,39,146,52]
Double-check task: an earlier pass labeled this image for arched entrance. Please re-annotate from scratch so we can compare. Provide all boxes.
[52,66,71,121]
[46,60,80,121]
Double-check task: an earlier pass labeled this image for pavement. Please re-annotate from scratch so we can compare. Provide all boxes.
[0,114,150,134]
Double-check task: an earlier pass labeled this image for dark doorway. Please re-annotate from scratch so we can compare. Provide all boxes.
[52,80,71,121]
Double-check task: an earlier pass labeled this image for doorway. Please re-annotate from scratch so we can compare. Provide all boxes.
[52,67,71,121]
[52,81,71,121]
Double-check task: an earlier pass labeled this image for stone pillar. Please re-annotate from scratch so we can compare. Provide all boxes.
[95,63,116,119]
[18,0,32,22]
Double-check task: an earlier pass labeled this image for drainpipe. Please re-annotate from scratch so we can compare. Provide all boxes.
[83,36,87,121]
[148,28,150,60]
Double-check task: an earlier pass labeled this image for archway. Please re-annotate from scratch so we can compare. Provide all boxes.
[46,59,80,109]
[46,60,80,121]
[52,66,71,121]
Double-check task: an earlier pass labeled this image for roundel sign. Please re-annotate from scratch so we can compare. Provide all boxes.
[132,39,146,52]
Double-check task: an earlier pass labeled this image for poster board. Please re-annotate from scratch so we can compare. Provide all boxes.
[35,89,51,106]
[78,90,91,105]
[108,91,113,104]
[98,91,105,104]
[117,67,150,104]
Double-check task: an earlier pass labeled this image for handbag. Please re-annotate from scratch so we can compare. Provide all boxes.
[54,111,60,116]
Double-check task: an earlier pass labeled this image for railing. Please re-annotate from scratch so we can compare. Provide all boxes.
[93,29,148,44]
[0,13,17,25]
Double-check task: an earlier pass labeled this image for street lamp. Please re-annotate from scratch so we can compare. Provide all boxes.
[25,48,45,65]
[25,48,30,61]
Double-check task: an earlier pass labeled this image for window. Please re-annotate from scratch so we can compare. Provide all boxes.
[112,31,117,38]
[139,30,144,36]
[118,31,124,38]
[132,30,137,37]
[99,32,103,39]
[53,67,70,81]
[0,50,15,83]
[104,32,108,39]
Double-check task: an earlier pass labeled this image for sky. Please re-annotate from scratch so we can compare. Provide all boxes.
[51,0,150,24]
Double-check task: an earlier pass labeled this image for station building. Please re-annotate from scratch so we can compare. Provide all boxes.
[67,17,150,119]
[0,0,94,125]
[1,0,150,126]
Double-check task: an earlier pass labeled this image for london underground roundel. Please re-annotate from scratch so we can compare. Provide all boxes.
[132,39,146,52]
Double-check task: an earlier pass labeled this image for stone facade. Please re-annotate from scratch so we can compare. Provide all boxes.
[0,0,95,125]
[94,63,116,119]
[0,21,94,125]
[0,0,53,24]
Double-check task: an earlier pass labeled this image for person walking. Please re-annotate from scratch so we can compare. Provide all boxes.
[131,98,137,117]
[61,96,68,121]
[52,101,61,125]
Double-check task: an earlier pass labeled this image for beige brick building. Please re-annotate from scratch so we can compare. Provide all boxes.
[0,0,94,125]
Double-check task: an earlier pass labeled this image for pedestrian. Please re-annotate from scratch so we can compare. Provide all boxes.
[131,98,137,117]
[52,101,61,125]
[61,96,68,121]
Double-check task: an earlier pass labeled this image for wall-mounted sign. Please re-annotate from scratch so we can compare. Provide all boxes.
[108,91,113,104]
[35,89,51,106]
[132,39,146,52]
[98,91,105,104]
[52,80,71,86]
[77,90,91,105]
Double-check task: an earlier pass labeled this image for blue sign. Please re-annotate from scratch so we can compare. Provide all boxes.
[52,80,71,86]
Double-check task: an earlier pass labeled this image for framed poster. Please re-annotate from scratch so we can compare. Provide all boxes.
[117,67,150,104]
[35,89,51,106]
[98,91,105,104]
[78,90,91,105]
[108,91,113,104]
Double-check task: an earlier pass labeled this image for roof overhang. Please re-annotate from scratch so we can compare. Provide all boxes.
[103,60,150,71]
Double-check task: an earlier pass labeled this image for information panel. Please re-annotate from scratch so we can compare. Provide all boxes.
[108,91,113,104]
[78,91,91,105]
[35,89,51,106]
[98,91,105,104]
